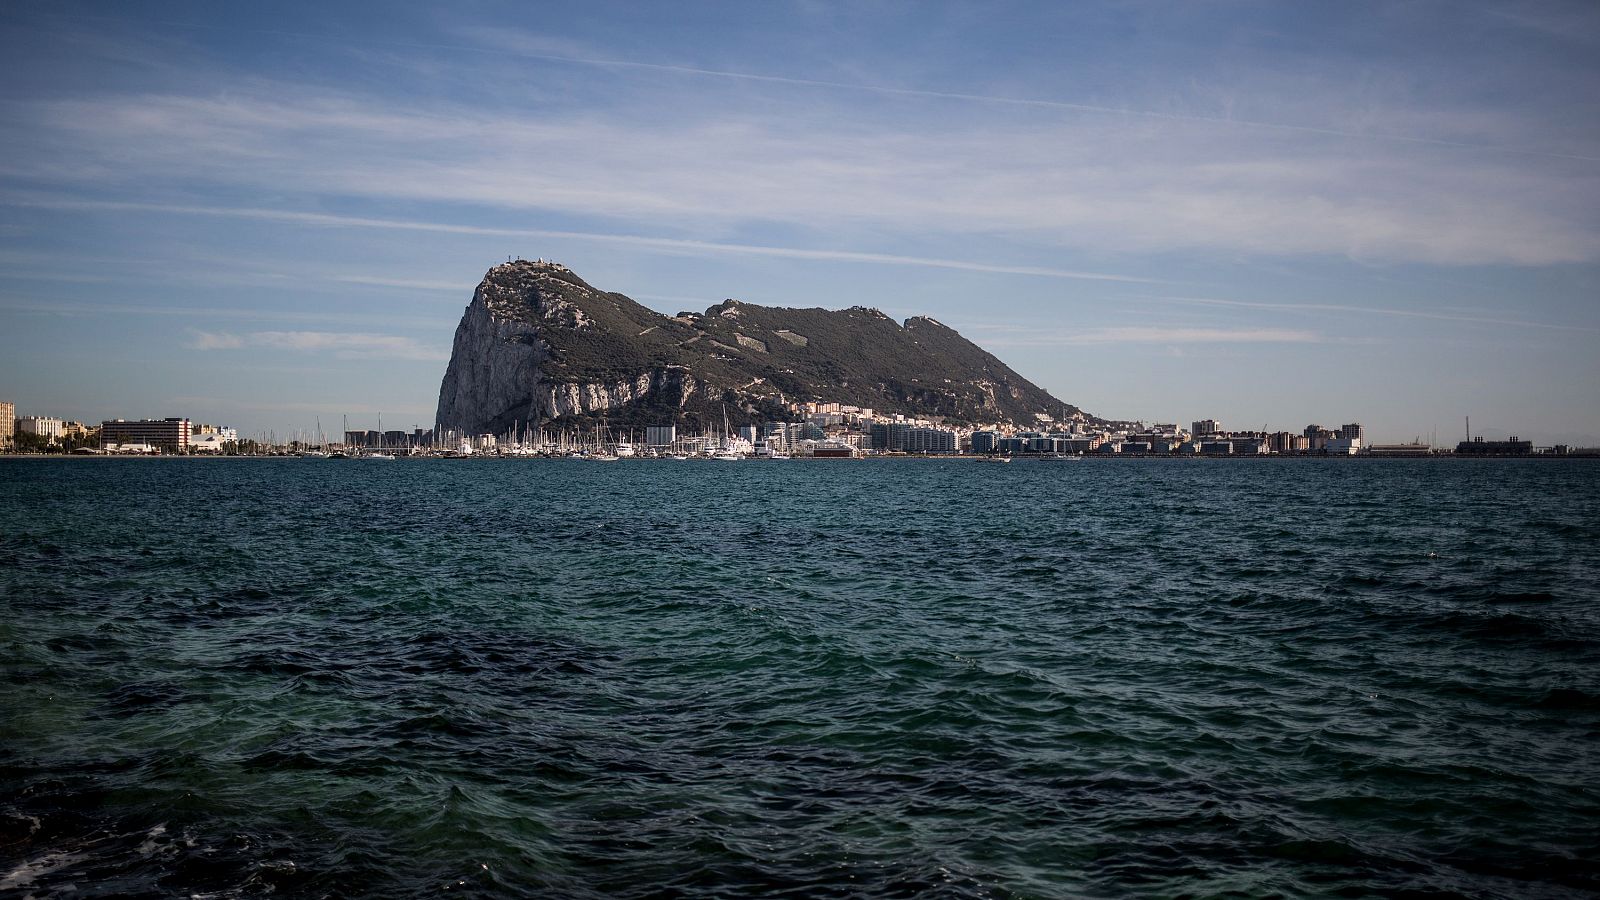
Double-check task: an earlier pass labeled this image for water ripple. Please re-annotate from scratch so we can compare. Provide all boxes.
[2,457,1597,897]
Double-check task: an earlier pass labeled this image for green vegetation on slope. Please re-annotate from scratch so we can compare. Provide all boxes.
[470,261,1086,428]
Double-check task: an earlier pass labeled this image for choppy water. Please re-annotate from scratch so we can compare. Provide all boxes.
[2,457,1597,898]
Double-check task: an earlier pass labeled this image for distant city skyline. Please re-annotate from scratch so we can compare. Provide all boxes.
[2,1,1597,445]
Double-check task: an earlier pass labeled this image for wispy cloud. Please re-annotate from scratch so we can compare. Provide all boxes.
[984,326,1322,347]
[1148,294,1600,332]
[167,396,433,419]
[8,74,1598,266]
[2,296,453,329]
[451,25,1600,164]
[184,328,446,360]
[331,275,464,291]
[186,329,244,350]
[8,196,1157,283]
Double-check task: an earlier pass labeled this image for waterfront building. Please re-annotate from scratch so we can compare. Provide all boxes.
[0,400,12,450]
[1339,423,1365,442]
[645,425,677,446]
[971,431,1000,454]
[891,422,913,451]
[1128,432,1182,453]
[62,421,96,442]
[807,441,855,458]
[1228,436,1269,455]
[1303,424,1337,451]
[18,415,64,444]
[759,422,794,449]
[1324,437,1362,455]
[1368,443,1432,457]
[1455,436,1533,456]
[101,418,191,452]
[1200,440,1234,455]
[870,422,912,451]
[191,433,231,452]
[904,427,957,454]
[1192,419,1222,437]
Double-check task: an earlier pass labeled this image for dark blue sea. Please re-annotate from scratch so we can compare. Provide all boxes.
[2,458,1597,898]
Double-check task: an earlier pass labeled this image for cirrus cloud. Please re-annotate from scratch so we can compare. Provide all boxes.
[185,328,445,360]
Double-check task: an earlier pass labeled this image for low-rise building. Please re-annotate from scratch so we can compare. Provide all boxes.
[1367,443,1432,457]
[18,415,65,443]
[102,418,190,452]
[1455,436,1532,456]
[193,424,238,442]
[1228,436,1269,455]
[190,433,232,453]
[61,421,96,442]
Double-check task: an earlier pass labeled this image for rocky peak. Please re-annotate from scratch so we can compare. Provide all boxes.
[436,260,1088,435]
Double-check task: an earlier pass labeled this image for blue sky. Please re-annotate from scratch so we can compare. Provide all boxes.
[2,0,1597,444]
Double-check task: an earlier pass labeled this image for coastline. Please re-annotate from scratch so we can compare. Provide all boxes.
[3,453,1595,462]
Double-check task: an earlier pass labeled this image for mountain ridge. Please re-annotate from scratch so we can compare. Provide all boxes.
[434,260,1090,434]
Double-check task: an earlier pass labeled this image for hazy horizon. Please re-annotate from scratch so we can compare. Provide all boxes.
[2,1,1597,445]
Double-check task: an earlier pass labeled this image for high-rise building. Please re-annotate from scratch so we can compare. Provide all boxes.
[1192,419,1221,437]
[1339,423,1365,442]
[0,401,13,450]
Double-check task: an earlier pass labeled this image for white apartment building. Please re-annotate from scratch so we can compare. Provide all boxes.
[18,415,65,443]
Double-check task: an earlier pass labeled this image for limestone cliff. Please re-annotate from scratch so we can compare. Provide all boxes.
[435,260,1087,434]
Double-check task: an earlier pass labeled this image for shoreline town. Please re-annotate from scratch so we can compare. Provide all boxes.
[0,399,1589,459]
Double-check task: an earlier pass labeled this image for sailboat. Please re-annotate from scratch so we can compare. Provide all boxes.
[710,406,741,460]
[367,413,396,460]
[588,421,619,461]
[299,416,329,458]
[329,415,351,458]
